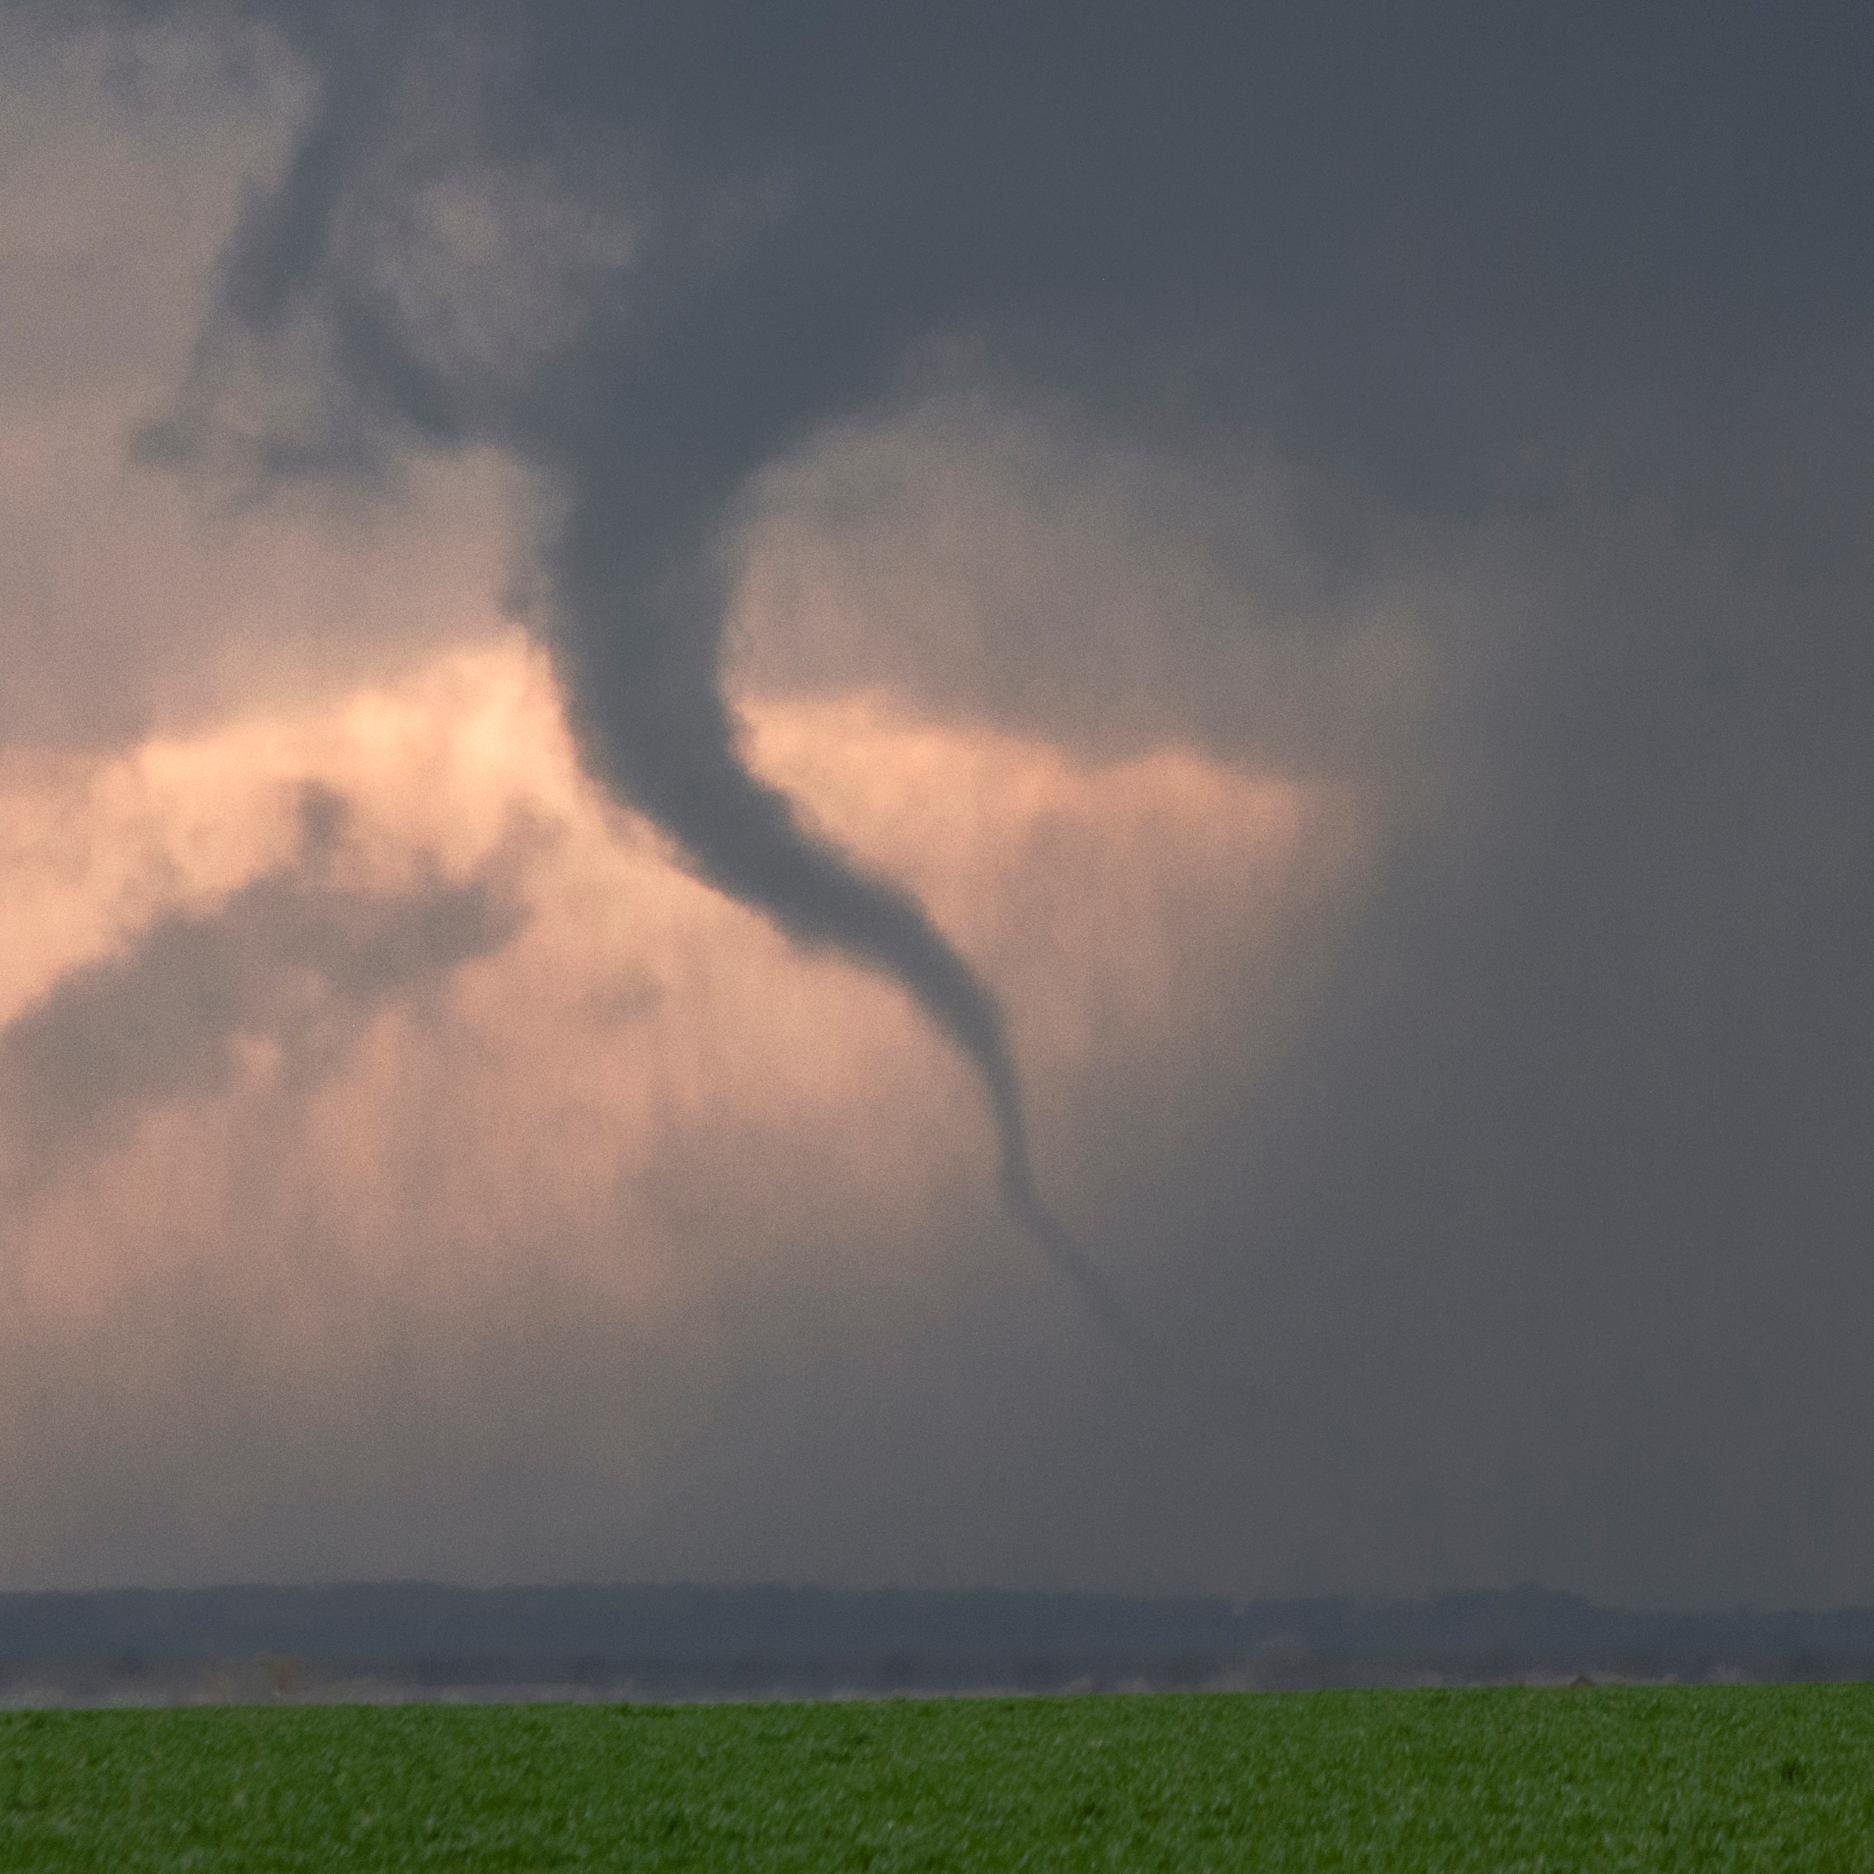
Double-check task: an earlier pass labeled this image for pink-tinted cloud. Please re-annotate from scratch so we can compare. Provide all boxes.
[0,639,1357,1586]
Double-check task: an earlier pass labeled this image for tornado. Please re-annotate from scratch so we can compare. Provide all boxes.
[153,15,1149,1356]
[545,485,1153,1361]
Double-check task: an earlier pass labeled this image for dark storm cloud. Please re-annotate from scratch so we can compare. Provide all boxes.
[127,0,1335,1331]
[14,0,1874,1602]
[0,13,527,748]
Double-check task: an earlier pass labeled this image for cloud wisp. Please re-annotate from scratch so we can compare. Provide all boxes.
[0,782,531,1198]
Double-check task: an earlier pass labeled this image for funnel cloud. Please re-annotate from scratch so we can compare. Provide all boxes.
[548,515,1124,1334]
[129,1,1183,1335]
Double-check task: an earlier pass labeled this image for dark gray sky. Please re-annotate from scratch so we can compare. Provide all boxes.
[1,0,1869,1607]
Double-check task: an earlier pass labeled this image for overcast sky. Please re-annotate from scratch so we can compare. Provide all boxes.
[2,0,1869,1608]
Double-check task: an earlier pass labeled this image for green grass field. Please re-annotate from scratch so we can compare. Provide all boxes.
[4,1684,1873,1870]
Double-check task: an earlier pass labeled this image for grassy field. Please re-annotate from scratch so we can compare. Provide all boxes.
[4,1684,1874,1870]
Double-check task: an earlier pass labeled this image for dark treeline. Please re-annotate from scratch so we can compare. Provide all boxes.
[7,1584,1874,1699]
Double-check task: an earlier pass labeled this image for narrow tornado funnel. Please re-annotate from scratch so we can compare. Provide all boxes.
[547,500,1151,1360]
[156,17,1152,1362]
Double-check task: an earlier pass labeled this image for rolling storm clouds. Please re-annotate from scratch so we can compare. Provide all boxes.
[1,0,1870,1605]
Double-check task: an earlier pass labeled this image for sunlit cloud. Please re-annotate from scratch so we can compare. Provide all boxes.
[1,633,1353,1388]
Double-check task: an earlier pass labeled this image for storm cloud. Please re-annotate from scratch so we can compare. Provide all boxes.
[0,0,1869,1605]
